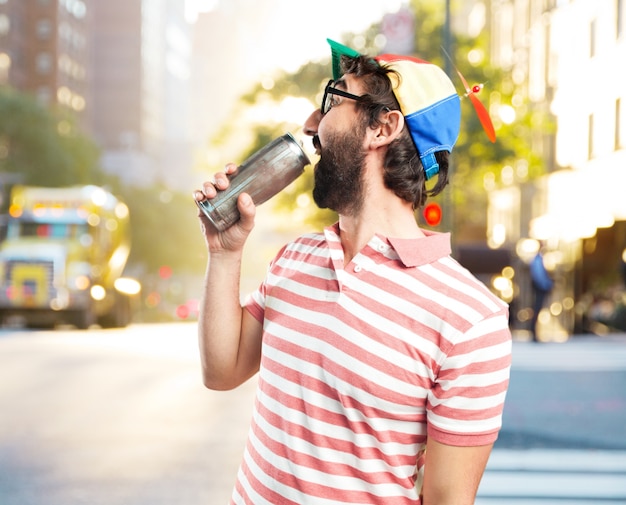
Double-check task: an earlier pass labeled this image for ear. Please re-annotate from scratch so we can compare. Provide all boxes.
[368,109,405,150]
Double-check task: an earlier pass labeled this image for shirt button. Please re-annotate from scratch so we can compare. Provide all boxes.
[354,265,362,273]
[378,244,387,252]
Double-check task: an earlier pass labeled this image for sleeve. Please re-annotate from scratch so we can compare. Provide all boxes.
[244,288,265,323]
[243,243,290,323]
[426,309,512,446]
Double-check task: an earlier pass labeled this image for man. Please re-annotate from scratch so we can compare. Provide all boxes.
[529,246,553,342]
[194,39,512,505]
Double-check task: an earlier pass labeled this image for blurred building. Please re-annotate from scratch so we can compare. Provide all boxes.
[189,0,289,148]
[91,0,193,189]
[0,0,194,190]
[190,4,244,150]
[488,0,626,338]
[0,0,91,127]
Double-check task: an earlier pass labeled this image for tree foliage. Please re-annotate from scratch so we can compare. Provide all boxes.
[0,87,102,188]
[113,183,207,275]
[0,87,206,281]
[199,0,552,242]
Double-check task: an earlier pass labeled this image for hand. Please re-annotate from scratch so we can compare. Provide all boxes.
[193,163,256,254]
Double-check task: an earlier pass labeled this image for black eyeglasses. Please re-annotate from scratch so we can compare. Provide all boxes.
[321,79,365,115]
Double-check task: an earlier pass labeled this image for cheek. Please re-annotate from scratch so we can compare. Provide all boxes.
[317,116,331,143]
[317,114,344,147]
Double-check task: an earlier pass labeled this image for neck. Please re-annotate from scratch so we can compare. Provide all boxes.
[337,190,424,265]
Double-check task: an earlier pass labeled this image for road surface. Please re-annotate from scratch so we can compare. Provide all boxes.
[0,324,625,504]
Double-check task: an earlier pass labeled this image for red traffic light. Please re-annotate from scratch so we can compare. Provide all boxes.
[158,265,172,279]
[423,202,442,227]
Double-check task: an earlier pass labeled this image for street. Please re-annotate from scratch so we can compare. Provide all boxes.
[0,323,257,505]
[478,336,626,504]
[0,324,625,504]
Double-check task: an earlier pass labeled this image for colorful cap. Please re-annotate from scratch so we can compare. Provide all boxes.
[327,38,461,180]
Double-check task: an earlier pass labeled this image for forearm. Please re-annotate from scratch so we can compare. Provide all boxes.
[198,250,250,390]
[194,183,260,390]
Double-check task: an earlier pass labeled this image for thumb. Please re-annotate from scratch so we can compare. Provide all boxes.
[237,193,256,230]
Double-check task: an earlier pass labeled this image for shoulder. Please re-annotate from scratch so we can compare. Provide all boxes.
[430,254,508,316]
[278,231,329,257]
[417,255,510,351]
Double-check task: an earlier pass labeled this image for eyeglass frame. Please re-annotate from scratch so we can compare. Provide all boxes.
[320,79,366,115]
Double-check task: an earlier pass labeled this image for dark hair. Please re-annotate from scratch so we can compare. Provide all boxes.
[341,55,449,209]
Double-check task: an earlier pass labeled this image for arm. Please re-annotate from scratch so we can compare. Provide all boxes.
[194,165,264,391]
[421,311,510,504]
[421,439,493,505]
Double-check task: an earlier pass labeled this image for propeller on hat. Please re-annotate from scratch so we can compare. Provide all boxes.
[442,47,496,143]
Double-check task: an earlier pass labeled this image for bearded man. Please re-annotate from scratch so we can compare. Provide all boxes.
[194,39,512,505]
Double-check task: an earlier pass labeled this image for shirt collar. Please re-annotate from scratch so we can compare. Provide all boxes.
[387,230,451,267]
[324,223,451,268]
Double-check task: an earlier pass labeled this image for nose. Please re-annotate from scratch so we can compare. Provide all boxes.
[303,109,322,137]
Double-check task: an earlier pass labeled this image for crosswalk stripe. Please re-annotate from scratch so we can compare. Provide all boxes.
[477,450,626,503]
[486,449,626,471]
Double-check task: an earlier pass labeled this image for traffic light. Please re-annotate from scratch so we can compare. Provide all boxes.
[158,265,172,279]
[423,202,442,227]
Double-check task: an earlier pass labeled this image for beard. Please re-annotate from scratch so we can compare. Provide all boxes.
[312,128,367,216]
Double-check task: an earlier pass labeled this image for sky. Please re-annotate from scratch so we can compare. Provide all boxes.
[184,0,413,158]
[185,0,408,75]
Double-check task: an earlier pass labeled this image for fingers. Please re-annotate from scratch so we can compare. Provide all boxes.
[193,163,258,243]
[194,163,238,200]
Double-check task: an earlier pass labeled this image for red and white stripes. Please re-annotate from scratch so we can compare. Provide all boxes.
[235,225,512,504]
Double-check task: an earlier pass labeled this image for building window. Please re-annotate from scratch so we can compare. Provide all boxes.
[0,14,9,36]
[0,52,10,84]
[35,52,53,74]
[36,19,53,40]
[61,0,87,19]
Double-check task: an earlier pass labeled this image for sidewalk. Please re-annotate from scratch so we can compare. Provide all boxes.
[510,334,626,371]
[478,449,626,504]
[512,327,626,344]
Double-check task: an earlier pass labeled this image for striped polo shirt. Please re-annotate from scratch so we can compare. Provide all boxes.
[236,224,512,505]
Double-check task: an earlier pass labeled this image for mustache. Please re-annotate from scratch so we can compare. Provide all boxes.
[312,135,321,152]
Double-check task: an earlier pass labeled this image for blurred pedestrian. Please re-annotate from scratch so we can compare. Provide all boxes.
[194,39,512,505]
[529,247,554,342]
